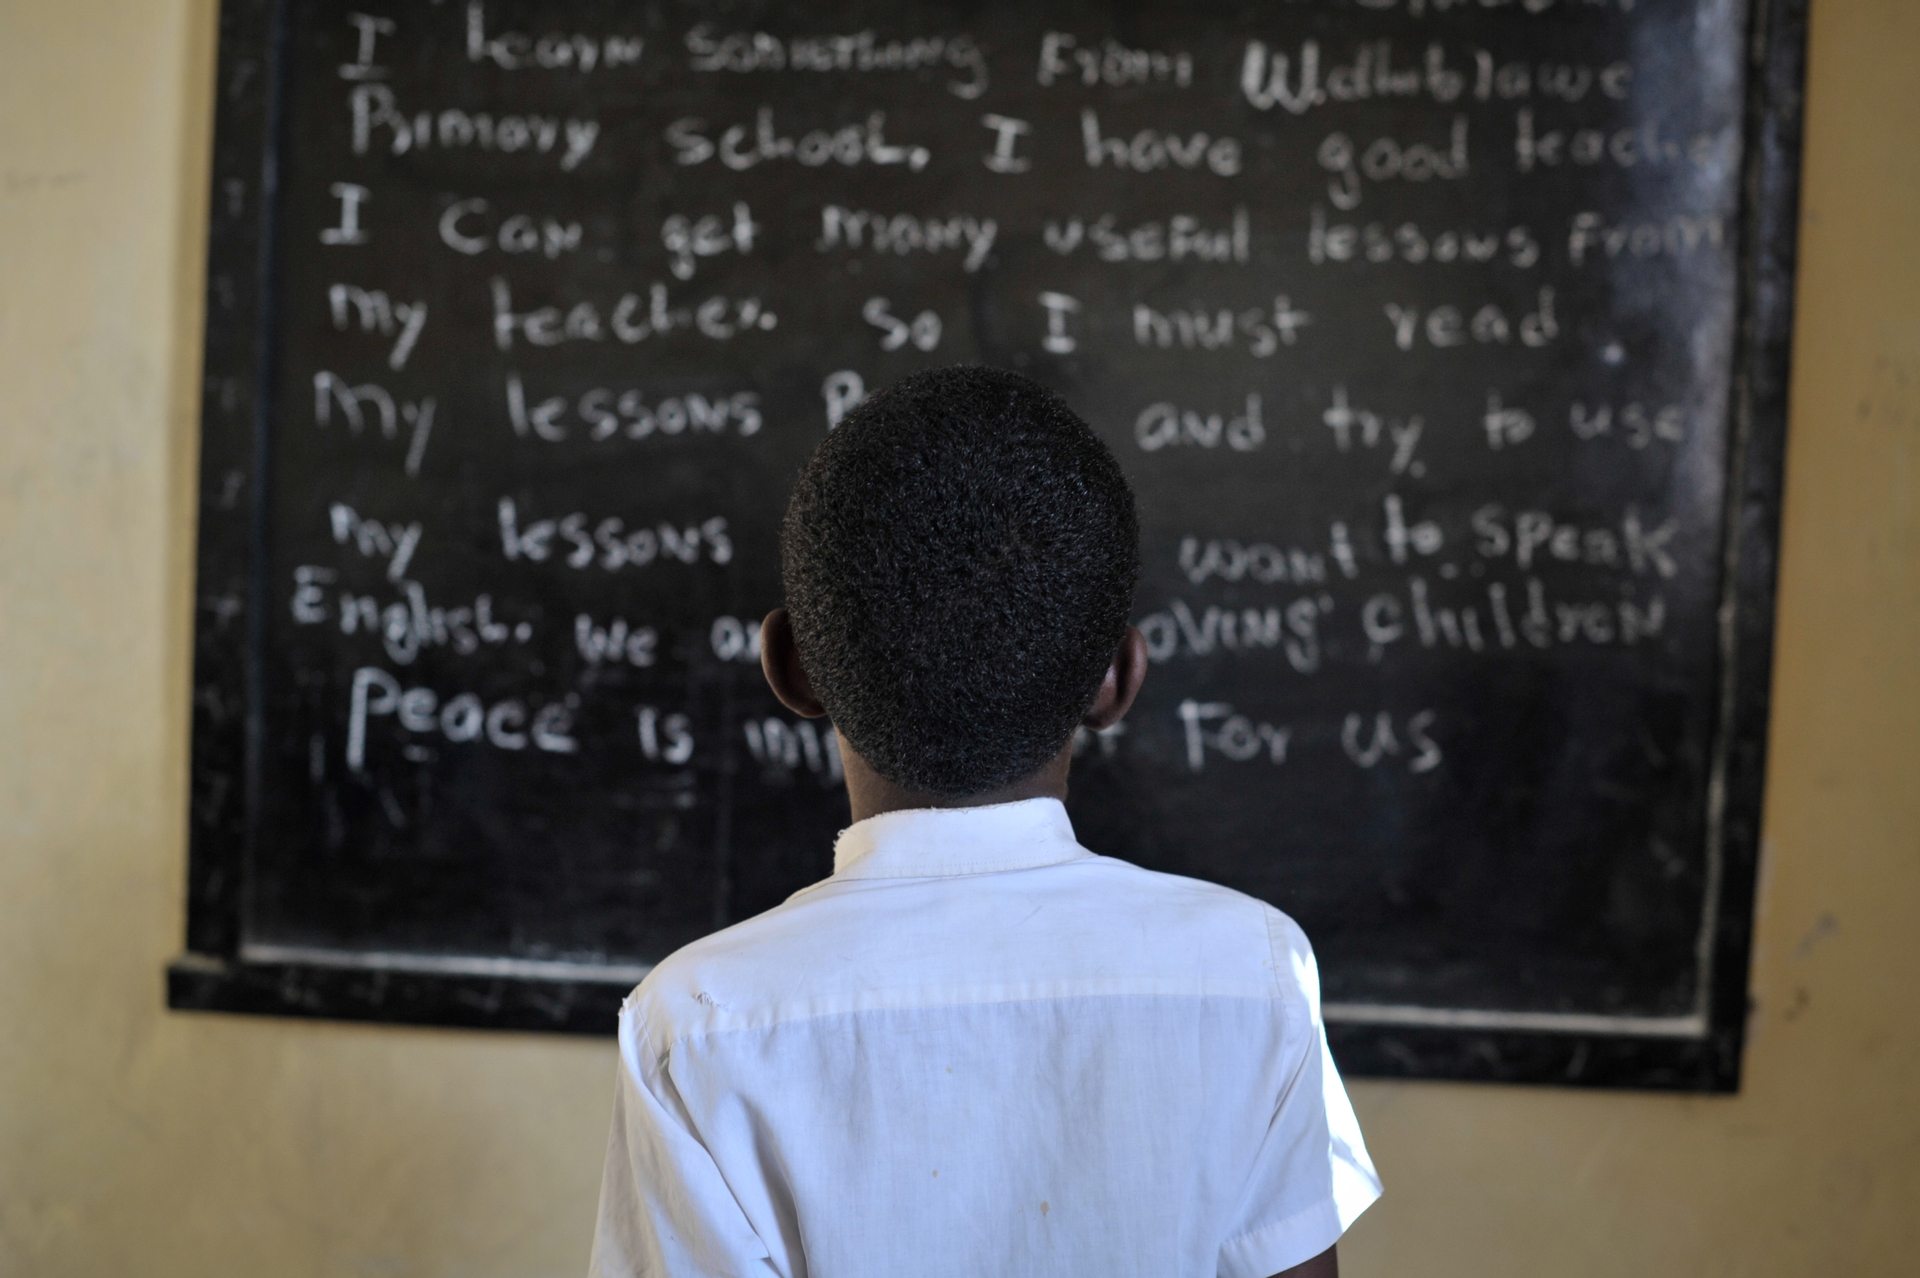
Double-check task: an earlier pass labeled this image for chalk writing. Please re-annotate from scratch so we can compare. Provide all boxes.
[1044,209,1249,264]
[744,717,844,783]
[505,375,762,442]
[490,279,776,350]
[438,198,583,259]
[1135,394,1265,452]
[1039,33,1192,88]
[291,571,535,665]
[636,706,695,765]
[576,614,658,667]
[466,4,643,73]
[1380,287,1557,349]
[710,615,764,663]
[1360,578,1667,659]
[1318,117,1468,208]
[1177,700,1291,769]
[218,0,1773,1047]
[328,503,421,581]
[497,500,733,570]
[1081,110,1241,175]
[684,25,988,99]
[1138,596,1331,671]
[1134,297,1311,356]
[1514,112,1733,175]
[863,297,943,352]
[347,667,578,770]
[311,372,435,476]
[666,109,931,172]
[816,206,997,272]
[348,85,599,170]
[663,204,761,279]
[1308,207,1540,269]
[327,284,427,369]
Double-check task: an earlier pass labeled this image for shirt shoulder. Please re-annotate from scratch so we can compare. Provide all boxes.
[622,854,1321,1057]
[1079,856,1323,1008]
[617,901,808,1058]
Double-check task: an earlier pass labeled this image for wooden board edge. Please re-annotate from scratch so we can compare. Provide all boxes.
[166,953,628,1037]
[182,0,281,959]
[1694,0,1812,1096]
[1328,1022,1731,1093]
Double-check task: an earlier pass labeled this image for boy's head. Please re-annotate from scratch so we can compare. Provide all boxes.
[779,366,1140,799]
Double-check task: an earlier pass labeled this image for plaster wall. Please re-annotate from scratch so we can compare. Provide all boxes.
[1,2,1914,1274]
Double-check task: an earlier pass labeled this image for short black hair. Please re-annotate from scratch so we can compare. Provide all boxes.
[781,366,1139,798]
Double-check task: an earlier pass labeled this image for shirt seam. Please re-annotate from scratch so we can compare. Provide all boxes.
[833,852,1094,881]
[785,849,1095,900]
[637,984,1285,1056]
[829,797,1080,876]
[1262,904,1292,1036]
[1220,1191,1341,1252]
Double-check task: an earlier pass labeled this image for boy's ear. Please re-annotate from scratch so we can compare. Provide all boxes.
[760,608,828,719]
[1083,626,1149,731]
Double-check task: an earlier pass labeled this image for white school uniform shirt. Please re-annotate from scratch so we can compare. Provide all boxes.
[591,797,1380,1278]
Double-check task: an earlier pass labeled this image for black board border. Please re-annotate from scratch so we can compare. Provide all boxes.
[170,0,1810,1091]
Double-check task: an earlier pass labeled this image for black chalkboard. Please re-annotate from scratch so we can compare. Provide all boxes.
[170,0,1806,1090]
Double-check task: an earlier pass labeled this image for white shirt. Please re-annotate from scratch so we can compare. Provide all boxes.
[591,798,1380,1278]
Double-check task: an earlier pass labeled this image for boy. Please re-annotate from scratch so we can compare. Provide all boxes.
[590,367,1380,1277]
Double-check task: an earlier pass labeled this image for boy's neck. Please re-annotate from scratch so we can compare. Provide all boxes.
[838,730,1073,824]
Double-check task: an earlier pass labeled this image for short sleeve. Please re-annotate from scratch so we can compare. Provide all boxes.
[1216,914,1382,1278]
[589,1002,777,1278]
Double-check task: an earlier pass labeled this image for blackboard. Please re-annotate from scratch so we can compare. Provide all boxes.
[170,0,1806,1090]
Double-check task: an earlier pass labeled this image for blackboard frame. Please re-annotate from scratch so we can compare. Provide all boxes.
[169,0,1809,1091]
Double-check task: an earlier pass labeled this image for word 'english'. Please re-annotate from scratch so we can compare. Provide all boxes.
[294,573,534,667]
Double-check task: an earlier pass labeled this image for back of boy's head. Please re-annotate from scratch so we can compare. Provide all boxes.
[781,366,1140,798]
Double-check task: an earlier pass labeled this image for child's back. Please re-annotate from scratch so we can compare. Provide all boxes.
[594,800,1376,1278]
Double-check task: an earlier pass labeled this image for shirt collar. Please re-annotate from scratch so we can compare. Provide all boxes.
[830,797,1091,881]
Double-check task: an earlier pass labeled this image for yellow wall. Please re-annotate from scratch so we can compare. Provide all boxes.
[1,1,1914,1274]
